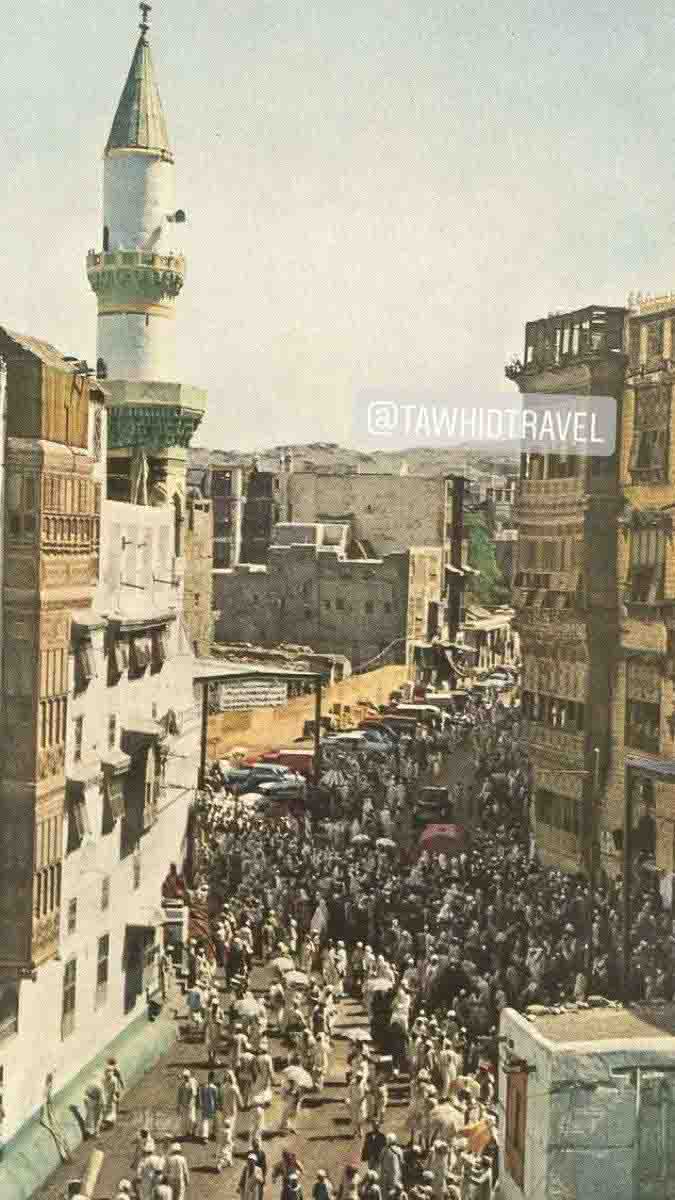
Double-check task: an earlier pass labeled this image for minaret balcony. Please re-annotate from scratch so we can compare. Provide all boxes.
[86,249,185,304]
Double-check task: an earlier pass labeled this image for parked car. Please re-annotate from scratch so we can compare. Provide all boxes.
[259,776,307,802]
[228,763,294,794]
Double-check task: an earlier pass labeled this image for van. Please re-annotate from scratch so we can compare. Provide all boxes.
[386,703,449,731]
[260,747,316,778]
[425,690,471,716]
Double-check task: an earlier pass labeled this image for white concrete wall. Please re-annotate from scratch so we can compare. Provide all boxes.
[498,1009,553,1200]
[98,311,177,383]
[96,499,183,619]
[103,153,177,254]
[0,497,199,1141]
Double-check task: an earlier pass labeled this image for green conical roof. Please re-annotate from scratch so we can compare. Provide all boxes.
[105,34,172,158]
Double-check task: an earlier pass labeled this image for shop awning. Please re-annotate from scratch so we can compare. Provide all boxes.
[122,720,167,756]
[626,753,675,779]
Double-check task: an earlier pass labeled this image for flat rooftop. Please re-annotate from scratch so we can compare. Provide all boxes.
[531,1004,675,1044]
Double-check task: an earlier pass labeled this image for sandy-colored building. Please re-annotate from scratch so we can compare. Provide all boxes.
[183,492,214,657]
[509,297,675,887]
[213,521,444,668]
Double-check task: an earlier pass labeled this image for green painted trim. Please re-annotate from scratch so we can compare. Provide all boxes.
[0,1003,177,1200]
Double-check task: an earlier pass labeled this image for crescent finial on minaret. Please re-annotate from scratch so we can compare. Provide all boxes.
[139,1,152,40]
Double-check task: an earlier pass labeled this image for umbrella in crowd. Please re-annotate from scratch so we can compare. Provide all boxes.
[282,1065,314,1090]
[375,837,397,850]
[369,979,394,994]
[270,956,294,973]
[232,995,261,1019]
[342,1028,373,1044]
[321,769,349,789]
[351,834,371,846]
[284,970,310,988]
[431,1103,466,1139]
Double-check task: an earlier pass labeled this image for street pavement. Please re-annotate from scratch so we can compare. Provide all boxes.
[35,966,413,1200]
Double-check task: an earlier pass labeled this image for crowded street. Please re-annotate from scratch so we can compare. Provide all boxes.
[36,688,674,1200]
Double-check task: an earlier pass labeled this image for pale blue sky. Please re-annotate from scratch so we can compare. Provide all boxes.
[1,0,673,448]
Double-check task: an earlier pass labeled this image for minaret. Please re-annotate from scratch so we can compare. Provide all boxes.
[87,2,205,507]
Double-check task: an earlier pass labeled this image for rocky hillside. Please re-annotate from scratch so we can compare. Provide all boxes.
[189,441,518,478]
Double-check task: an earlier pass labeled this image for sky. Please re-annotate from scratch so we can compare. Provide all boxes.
[1,0,674,450]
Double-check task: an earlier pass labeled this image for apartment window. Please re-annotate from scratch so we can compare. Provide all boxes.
[129,635,151,676]
[365,600,374,615]
[110,636,129,679]
[61,959,77,1040]
[647,320,664,360]
[336,598,345,611]
[629,527,666,603]
[96,934,110,1009]
[505,1067,528,1189]
[303,606,312,620]
[0,988,18,1041]
[101,875,110,912]
[535,789,580,835]
[213,543,231,569]
[626,699,660,754]
[73,716,84,763]
[67,897,77,936]
[151,626,170,671]
[108,714,117,751]
[75,640,96,690]
[630,385,669,483]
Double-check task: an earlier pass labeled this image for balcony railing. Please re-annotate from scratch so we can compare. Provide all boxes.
[86,249,186,274]
[523,720,586,760]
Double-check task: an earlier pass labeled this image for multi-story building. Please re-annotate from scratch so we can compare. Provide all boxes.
[213,473,469,669]
[282,469,457,569]
[605,293,675,889]
[507,305,626,872]
[0,7,206,1154]
[184,492,214,657]
[213,522,445,669]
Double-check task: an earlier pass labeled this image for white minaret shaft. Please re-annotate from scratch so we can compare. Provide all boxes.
[87,4,184,383]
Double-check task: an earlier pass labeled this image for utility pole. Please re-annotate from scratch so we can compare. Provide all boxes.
[313,679,323,788]
[585,746,600,989]
[622,764,633,1001]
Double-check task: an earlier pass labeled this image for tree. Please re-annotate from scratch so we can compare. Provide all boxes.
[464,509,510,607]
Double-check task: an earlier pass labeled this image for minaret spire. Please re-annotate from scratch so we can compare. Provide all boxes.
[139,1,152,41]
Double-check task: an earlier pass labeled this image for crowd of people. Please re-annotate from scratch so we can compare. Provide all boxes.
[105,683,674,1200]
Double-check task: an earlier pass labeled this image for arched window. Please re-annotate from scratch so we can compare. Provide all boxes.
[0,985,18,1039]
[173,494,183,558]
[103,226,110,252]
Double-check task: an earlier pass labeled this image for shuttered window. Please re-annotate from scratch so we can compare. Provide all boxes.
[505,1068,528,1189]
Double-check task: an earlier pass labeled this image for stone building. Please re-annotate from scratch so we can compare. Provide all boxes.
[0,8,206,1152]
[507,305,627,872]
[213,521,444,668]
[183,492,214,656]
[605,293,675,893]
[282,469,456,566]
[499,1003,675,1200]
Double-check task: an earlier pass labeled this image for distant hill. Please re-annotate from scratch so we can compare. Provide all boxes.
[189,441,519,479]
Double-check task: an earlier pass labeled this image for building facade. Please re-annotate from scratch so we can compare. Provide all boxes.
[213,522,444,668]
[183,492,214,657]
[0,9,206,1147]
[508,305,626,872]
[499,1003,675,1200]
